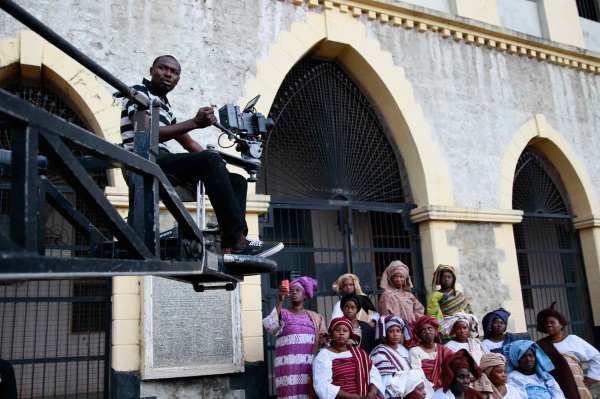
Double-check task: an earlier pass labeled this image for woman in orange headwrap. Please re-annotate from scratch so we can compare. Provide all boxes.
[409,315,454,389]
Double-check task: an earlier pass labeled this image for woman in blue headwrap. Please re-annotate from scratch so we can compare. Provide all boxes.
[504,340,566,399]
[481,308,519,354]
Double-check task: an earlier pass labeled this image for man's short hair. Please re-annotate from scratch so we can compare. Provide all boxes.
[152,55,179,67]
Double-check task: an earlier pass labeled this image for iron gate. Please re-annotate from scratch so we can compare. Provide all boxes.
[513,149,595,343]
[260,201,423,396]
[0,280,111,399]
[0,84,112,398]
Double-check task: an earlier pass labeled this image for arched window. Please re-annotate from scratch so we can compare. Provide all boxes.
[513,148,594,341]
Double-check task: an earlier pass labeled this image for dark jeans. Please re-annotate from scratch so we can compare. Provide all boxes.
[0,359,17,399]
[156,150,248,248]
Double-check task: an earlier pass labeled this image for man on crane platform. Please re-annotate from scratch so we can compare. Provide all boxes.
[120,55,283,258]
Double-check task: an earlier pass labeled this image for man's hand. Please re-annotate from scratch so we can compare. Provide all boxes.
[193,106,217,128]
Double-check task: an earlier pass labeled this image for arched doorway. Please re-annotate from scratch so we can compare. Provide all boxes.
[512,148,594,342]
[0,83,112,398]
[258,57,423,396]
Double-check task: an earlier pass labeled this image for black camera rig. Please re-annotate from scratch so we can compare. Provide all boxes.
[214,95,274,182]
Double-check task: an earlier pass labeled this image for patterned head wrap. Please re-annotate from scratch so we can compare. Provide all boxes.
[472,353,506,397]
[380,260,413,291]
[536,302,568,333]
[387,369,427,399]
[440,312,480,338]
[441,349,481,391]
[432,264,457,290]
[290,276,318,299]
[329,317,360,342]
[482,308,511,339]
[503,340,555,382]
[479,353,506,374]
[413,315,441,344]
[332,273,364,295]
[376,314,412,341]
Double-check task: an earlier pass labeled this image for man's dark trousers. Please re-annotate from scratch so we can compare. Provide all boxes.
[156,150,248,248]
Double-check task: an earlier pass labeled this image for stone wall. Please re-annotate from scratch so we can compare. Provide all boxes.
[367,20,600,210]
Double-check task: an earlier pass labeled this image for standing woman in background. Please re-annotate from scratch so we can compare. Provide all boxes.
[331,273,379,326]
[536,303,600,399]
[378,261,424,325]
[426,265,470,321]
[263,277,327,399]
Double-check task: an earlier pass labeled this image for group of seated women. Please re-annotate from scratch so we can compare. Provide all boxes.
[262,262,600,399]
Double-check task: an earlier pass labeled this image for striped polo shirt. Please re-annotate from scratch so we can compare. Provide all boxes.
[120,78,176,151]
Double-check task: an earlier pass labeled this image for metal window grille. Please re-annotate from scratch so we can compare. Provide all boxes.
[577,0,600,21]
[0,83,111,398]
[512,149,595,343]
[258,57,410,203]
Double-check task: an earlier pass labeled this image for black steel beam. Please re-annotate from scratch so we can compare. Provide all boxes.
[41,132,154,259]
[0,90,204,242]
[0,0,150,108]
[41,176,108,243]
[0,253,239,280]
[10,124,39,251]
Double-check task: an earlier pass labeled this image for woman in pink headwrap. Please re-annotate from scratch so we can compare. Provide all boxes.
[378,261,425,325]
[263,276,327,399]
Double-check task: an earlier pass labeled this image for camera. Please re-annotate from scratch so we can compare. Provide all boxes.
[215,95,274,181]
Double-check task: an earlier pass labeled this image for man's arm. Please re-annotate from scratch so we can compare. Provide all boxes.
[175,133,204,153]
[130,106,216,146]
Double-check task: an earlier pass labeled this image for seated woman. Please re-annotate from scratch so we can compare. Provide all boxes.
[427,265,470,321]
[378,261,425,325]
[504,340,566,399]
[387,369,429,399]
[481,308,520,354]
[341,294,377,354]
[536,303,600,399]
[409,315,454,388]
[442,313,484,365]
[370,315,412,394]
[473,353,520,399]
[432,349,484,399]
[313,317,384,399]
[263,276,326,399]
[332,273,379,326]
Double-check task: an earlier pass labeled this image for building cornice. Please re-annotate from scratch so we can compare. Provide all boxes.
[410,205,524,224]
[573,214,600,230]
[288,0,600,75]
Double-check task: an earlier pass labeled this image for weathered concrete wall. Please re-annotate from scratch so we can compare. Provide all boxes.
[446,223,510,322]
[366,20,600,210]
[141,376,244,399]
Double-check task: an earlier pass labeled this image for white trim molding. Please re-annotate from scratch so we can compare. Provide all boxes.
[410,205,524,224]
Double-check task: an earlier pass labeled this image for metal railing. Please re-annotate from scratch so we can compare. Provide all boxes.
[0,0,276,287]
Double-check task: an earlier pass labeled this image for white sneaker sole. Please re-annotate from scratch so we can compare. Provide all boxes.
[256,242,284,258]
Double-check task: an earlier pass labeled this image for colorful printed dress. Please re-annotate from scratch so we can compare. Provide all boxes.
[427,289,468,320]
[263,308,325,399]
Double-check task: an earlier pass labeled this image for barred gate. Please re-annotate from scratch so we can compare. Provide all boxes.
[513,149,595,343]
[0,84,112,397]
[0,279,111,398]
